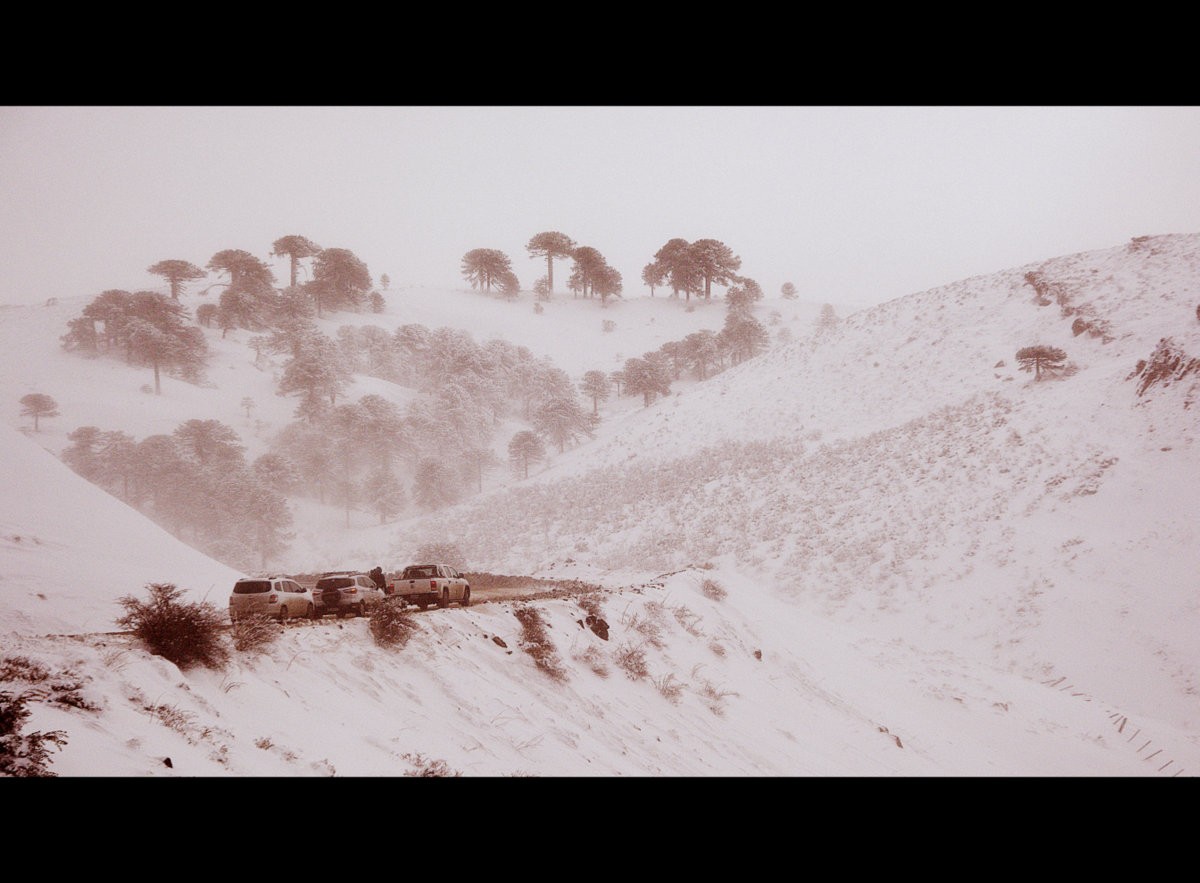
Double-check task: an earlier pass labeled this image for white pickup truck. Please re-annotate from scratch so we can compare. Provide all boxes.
[391,563,471,609]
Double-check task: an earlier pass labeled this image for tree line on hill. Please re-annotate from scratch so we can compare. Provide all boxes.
[462,231,748,306]
[47,228,814,570]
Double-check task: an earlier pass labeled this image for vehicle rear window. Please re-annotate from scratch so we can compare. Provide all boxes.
[402,566,435,579]
[317,577,353,590]
[234,580,272,594]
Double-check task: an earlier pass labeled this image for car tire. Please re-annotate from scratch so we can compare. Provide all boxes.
[307,603,315,620]
[279,605,288,622]
[416,600,428,610]
[439,589,448,609]
[461,588,471,607]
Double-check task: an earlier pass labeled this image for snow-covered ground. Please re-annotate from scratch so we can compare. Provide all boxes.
[2,234,1198,776]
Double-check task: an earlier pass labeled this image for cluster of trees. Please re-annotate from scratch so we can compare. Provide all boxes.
[567,274,773,416]
[642,238,742,301]
[472,231,753,307]
[261,321,597,512]
[61,235,380,393]
[464,231,625,304]
[61,419,293,570]
[60,290,207,394]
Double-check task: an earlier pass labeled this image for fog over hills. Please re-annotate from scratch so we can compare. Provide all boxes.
[2,234,1197,777]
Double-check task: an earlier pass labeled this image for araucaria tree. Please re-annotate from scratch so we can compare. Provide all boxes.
[277,331,350,415]
[592,264,623,305]
[311,247,372,316]
[533,395,592,453]
[622,356,671,406]
[781,281,798,300]
[580,370,611,414]
[567,247,608,299]
[19,393,59,431]
[508,430,545,479]
[689,239,741,301]
[816,303,839,330]
[461,249,516,294]
[208,249,277,333]
[1016,345,1067,380]
[271,235,322,289]
[147,260,206,300]
[526,231,577,295]
[207,249,276,292]
[647,238,702,300]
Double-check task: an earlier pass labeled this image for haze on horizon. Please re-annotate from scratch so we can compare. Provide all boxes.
[2,105,1199,310]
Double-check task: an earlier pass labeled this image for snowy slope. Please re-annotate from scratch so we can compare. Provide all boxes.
[1,235,1198,776]
[0,424,242,635]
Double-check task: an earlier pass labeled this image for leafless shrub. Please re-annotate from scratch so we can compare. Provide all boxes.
[697,680,739,716]
[513,605,568,682]
[614,642,648,680]
[653,673,684,704]
[255,737,273,750]
[626,612,665,648]
[575,645,610,678]
[369,599,419,649]
[672,604,703,636]
[231,613,281,653]
[402,752,462,777]
[0,656,51,683]
[146,702,195,736]
[701,578,727,602]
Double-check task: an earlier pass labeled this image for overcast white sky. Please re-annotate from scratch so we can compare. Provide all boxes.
[3,105,1199,309]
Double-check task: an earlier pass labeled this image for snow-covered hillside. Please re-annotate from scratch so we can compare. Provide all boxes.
[2,235,1198,776]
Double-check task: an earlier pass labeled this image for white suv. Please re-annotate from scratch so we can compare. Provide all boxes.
[313,572,385,618]
[229,576,315,623]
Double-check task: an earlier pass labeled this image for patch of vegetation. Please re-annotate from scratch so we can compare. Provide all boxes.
[116,583,229,670]
[401,752,461,777]
[624,611,665,648]
[671,604,704,636]
[575,645,609,678]
[1,657,99,712]
[653,673,684,704]
[1128,337,1200,396]
[697,679,739,717]
[369,599,419,649]
[513,605,568,682]
[614,642,648,680]
[701,578,728,602]
[231,613,281,653]
[0,691,67,777]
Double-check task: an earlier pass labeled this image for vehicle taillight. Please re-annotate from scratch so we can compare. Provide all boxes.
[429,580,438,590]
[346,587,357,595]
[268,593,279,603]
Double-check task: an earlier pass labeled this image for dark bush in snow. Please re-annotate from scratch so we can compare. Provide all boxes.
[369,599,419,649]
[0,691,67,777]
[115,583,229,670]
